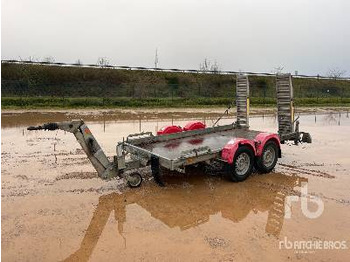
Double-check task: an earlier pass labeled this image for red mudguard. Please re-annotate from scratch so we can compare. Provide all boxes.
[221,138,256,164]
[221,133,280,164]
[183,121,206,131]
[254,133,280,157]
[157,125,183,135]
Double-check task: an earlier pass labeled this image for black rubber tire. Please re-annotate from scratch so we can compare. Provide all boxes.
[227,145,254,182]
[301,133,312,143]
[151,156,165,187]
[255,140,278,173]
[127,172,143,188]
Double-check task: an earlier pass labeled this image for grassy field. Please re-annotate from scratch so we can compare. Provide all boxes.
[2,63,350,109]
[2,96,350,109]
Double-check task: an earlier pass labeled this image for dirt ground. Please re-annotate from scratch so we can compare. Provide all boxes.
[1,108,350,261]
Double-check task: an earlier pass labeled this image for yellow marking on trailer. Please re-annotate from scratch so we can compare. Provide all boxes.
[186,158,194,164]
[247,97,250,116]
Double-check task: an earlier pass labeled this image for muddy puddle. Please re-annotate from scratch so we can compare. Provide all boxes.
[1,109,350,261]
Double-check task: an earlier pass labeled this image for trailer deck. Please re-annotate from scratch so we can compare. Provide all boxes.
[140,128,260,160]
[122,124,263,172]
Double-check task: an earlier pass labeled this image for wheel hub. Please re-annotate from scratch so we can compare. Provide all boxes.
[127,173,142,187]
[235,152,250,176]
[263,147,275,167]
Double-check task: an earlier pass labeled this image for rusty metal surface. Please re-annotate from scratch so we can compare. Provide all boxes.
[141,129,260,160]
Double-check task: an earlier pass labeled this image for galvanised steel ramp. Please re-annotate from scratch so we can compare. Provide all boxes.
[276,74,294,138]
[236,74,250,128]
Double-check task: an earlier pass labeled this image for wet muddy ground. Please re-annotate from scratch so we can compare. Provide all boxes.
[1,108,350,261]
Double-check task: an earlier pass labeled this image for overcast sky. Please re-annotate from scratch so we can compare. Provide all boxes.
[2,0,349,76]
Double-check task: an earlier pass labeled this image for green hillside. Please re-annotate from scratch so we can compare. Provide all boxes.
[1,63,350,108]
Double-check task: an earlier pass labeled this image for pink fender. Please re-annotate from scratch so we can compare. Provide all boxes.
[157,125,183,135]
[221,138,256,164]
[254,133,281,157]
[183,121,206,131]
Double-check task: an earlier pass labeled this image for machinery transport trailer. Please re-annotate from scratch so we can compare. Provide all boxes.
[28,74,311,187]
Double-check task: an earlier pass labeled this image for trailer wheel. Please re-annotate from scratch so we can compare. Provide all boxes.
[301,132,312,143]
[228,145,254,182]
[151,156,165,187]
[127,172,143,188]
[255,141,278,173]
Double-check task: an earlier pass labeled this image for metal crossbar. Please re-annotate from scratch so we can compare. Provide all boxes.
[2,60,349,81]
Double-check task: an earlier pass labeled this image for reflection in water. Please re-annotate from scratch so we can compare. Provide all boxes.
[324,112,336,124]
[315,113,317,123]
[64,173,307,262]
[323,112,343,126]
[103,113,106,133]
